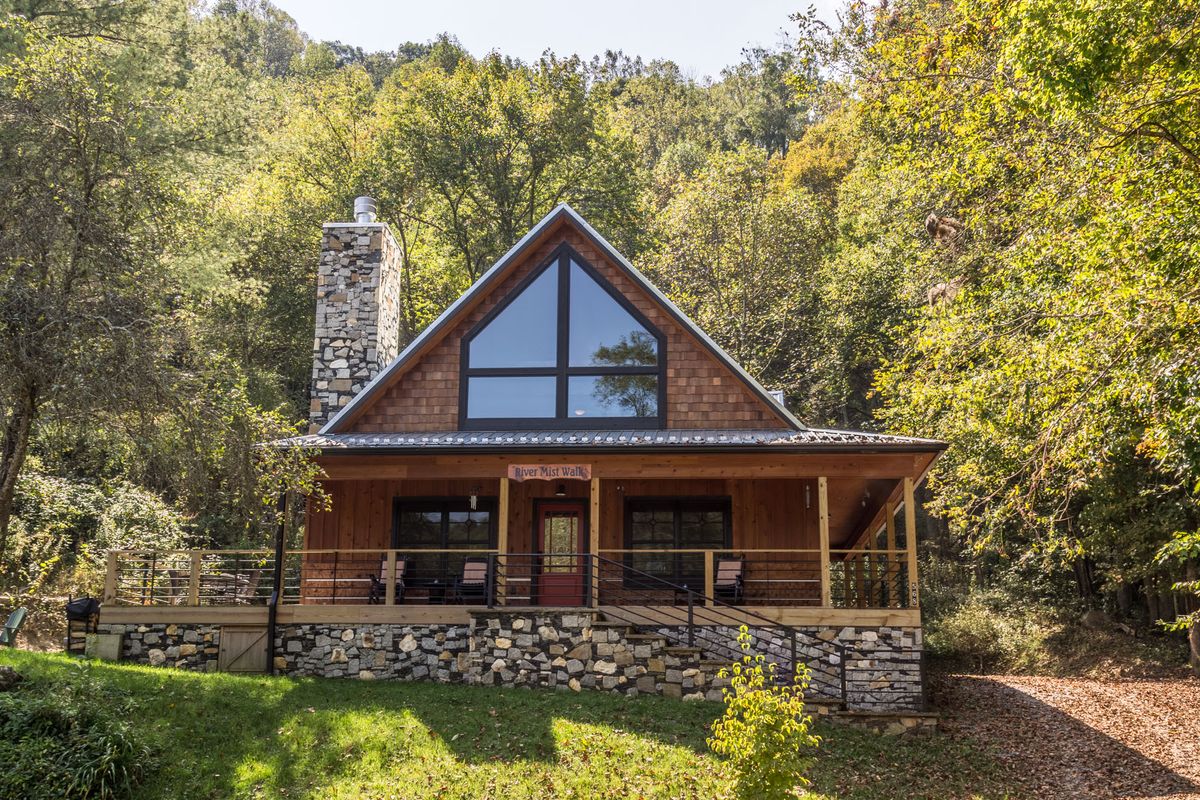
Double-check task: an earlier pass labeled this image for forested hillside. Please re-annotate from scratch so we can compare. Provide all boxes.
[1,0,1197,664]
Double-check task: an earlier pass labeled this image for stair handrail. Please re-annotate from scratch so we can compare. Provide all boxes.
[589,553,847,704]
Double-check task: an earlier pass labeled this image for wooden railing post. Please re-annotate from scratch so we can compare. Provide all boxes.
[904,477,920,608]
[497,477,510,605]
[188,551,202,606]
[885,501,898,608]
[704,550,714,607]
[103,552,119,604]
[589,477,601,607]
[384,550,397,606]
[818,477,831,607]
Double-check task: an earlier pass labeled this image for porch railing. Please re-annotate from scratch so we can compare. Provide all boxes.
[103,547,915,610]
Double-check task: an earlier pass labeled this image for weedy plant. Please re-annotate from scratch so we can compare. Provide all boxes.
[707,625,820,799]
[0,660,151,800]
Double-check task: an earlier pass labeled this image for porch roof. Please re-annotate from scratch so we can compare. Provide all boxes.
[271,427,946,454]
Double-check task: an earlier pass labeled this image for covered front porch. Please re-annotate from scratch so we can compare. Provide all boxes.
[100,450,927,630]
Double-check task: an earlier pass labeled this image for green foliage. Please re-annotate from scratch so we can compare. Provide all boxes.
[3,465,188,593]
[708,626,819,799]
[0,662,151,800]
[648,145,830,417]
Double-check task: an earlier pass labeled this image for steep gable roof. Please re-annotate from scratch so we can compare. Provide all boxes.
[321,204,803,434]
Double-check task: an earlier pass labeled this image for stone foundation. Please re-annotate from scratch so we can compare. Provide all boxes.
[97,612,924,712]
[97,623,222,671]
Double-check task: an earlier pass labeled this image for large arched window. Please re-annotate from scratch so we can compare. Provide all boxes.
[460,245,666,429]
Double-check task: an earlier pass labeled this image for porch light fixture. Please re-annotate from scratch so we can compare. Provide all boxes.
[555,483,567,497]
[469,494,478,510]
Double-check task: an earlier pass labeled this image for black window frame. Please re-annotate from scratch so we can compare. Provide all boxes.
[623,496,733,587]
[459,243,667,430]
[391,497,498,584]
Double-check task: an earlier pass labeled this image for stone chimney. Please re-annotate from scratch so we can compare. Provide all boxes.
[309,197,401,431]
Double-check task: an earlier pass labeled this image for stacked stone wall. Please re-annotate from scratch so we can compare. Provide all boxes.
[98,623,221,671]
[97,613,924,712]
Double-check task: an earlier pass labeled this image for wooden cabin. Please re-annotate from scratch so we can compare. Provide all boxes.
[97,203,943,710]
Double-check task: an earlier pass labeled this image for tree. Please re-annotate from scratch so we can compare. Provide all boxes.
[378,53,644,279]
[799,0,1200,606]
[647,146,829,418]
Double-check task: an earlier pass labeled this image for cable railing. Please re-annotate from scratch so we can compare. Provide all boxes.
[103,550,274,606]
[103,547,915,612]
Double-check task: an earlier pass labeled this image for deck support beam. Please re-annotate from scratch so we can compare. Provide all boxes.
[818,477,831,607]
[904,478,919,608]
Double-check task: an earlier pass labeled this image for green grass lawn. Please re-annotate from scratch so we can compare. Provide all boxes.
[0,650,1016,799]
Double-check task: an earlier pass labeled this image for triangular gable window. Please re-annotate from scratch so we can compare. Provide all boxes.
[462,245,665,429]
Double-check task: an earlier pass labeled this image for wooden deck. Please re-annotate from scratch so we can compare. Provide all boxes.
[97,603,920,628]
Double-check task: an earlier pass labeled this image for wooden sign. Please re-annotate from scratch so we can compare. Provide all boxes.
[507,464,592,482]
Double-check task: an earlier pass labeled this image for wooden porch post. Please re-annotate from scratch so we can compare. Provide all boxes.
[904,477,920,608]
[498,477,510,605]
[188,551,202,606]
[103,551,119,604]
[589,477,600,606]
[704,551,714,607]
[818,477,831,607]
[384,550,397,606]
[885,501,898,608]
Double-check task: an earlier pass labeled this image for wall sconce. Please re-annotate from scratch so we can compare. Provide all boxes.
[805,483,811,510]
[469,485,481,510]
[554,483,567,497]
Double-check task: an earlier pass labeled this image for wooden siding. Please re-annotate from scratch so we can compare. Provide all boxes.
[348,224,786,432]
[307,477,838,552]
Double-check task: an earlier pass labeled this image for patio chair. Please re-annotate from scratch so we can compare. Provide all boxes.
[450,557,490,605]
[0,607,27,647]
[713,558,745,605]
[368,557,407,604]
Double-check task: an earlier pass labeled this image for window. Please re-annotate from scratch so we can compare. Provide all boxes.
[391,499,495,583]
[625,498,731,586]
[461,246,665,429]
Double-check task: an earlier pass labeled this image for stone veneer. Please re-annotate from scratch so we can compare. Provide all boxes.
[309,222,402,430]
[99,612,924,712]
[98,623,222,671]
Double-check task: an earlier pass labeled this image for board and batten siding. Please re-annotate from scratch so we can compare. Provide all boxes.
[304,478,821,553]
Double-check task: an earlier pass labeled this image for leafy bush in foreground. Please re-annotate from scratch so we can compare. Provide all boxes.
[0,662,150,800]
[708,625,819,798]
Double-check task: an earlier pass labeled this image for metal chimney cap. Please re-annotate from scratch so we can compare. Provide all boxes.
[353,196,377,224]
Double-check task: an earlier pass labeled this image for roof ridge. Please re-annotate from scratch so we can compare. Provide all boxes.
[319,204,804,435]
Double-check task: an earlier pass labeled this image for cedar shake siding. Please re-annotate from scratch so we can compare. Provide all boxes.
[349,226,783,433]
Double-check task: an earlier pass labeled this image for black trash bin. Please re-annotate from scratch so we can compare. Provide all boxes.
[65,596,100,655]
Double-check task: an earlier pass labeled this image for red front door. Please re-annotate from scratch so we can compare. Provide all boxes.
[537,502,586,606]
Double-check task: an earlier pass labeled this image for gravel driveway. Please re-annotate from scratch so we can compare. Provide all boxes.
[937,674,1200,800]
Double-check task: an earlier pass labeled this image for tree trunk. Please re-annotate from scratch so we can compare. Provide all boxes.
[1116,582,1132,618]
[1190,619,1200,677]
[0,383,37,570]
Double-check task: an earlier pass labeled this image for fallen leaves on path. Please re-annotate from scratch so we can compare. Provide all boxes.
[937,673,1200,800]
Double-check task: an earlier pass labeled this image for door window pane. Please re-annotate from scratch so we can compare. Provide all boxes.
[569,261,657,367]
[543,513,578,573]
[568,375,657,419]
[466,376,556,418]
[468,264,558,368]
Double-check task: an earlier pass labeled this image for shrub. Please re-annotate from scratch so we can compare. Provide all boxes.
[925,592,1053,672]
[0,662,151,799]
[707,625,820,799]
